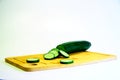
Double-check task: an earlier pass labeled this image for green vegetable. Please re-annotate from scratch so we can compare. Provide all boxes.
[60,59,74,64]
[43,48,59,60]
[43,53,55,60]
[59,50,69,58]
[26,58,39,63]
[48,48,59,58]
[56,40,91,53]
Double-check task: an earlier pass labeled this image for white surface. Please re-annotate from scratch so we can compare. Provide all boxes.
[0,0,120,80]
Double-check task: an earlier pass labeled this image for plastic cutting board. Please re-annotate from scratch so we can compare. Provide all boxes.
[5,51,116,72]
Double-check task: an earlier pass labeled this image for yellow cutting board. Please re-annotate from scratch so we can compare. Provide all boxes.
[5,51,116,72]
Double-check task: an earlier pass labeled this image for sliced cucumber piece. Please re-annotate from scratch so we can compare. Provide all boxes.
[48,48,59,58]
[44,53,55,60]
[60,59,74,64]
[59,50,69,58]
[26,58,39,63]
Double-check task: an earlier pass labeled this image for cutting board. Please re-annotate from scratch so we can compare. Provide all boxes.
[5,51,116,72]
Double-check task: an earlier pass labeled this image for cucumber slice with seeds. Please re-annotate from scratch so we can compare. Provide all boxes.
[59,50,69,58]
[60,59,74,64]
[48,48,59,58]
[26,58,39,63]
[44,53,55,60]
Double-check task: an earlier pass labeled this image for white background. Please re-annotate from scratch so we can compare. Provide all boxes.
[0,0,120,80]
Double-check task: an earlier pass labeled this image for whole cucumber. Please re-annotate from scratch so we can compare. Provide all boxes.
[56,40,91,53]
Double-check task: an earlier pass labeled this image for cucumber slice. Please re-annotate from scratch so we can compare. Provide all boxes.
[48,48,59,58]
[60,59,74,64]
[26,58,39,63]
[44,53,55,60]
[59,50,69,58]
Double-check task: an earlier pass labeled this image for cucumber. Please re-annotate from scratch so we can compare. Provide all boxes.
[48,48,59,58]
[60,59,74,64]
[59,50,69,58]
[56,40,91,53]
[43,53,55,60]
[26,58,40,63]
[44,48,59,60]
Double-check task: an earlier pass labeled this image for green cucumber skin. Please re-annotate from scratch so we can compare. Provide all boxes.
[56,40,91,53]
